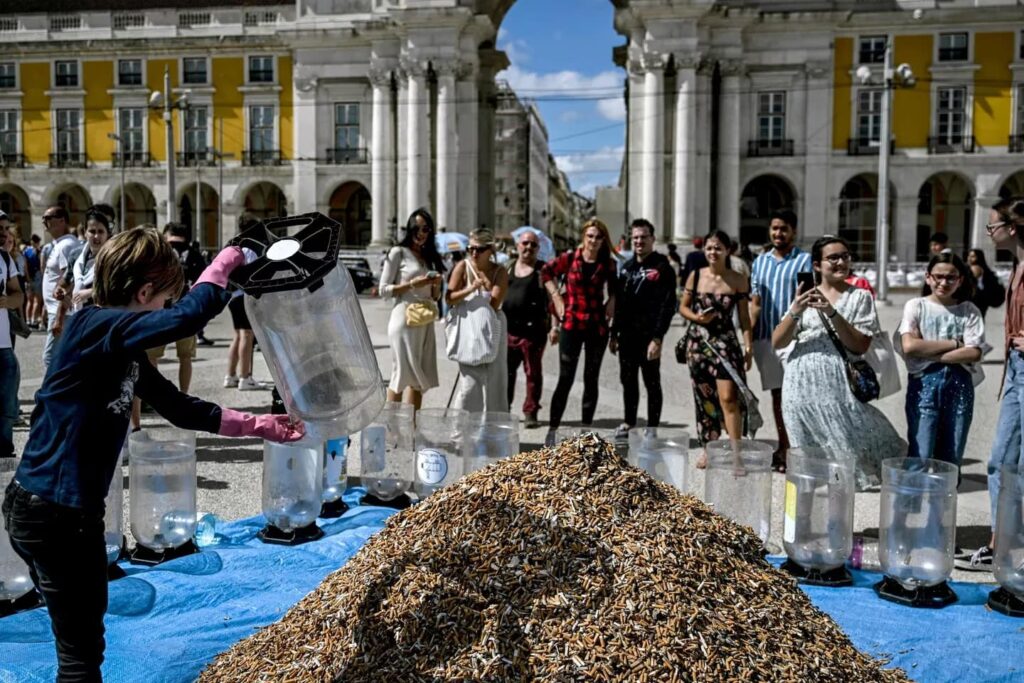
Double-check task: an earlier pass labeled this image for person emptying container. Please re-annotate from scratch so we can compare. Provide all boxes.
[1,228,304,682]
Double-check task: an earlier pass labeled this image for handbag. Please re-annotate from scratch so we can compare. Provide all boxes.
[817,309,880,403]
[865,328,901,398]
[405,300,438,327]
[445,262,503,366]
[0,251,28,339]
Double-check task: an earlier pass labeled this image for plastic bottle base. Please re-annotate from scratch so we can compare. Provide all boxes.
[128,539,200,566]
[0,590,42,619]
[319,498,349,518]
[361,492,414,510]
[874,576,958,608]
[987,587,1024,617]
[781,559,854,587]
[257,522,324,546]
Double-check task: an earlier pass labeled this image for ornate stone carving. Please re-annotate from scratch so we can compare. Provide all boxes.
[718,59,746,78]
[294,75,318,93]
[432,58,461,79]
[398,55,427,80]
[805,61,830,79]
[674,52,703,72]
[368,66,392,88]
[640,51,667,72]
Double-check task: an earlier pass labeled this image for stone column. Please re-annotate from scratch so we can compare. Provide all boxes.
[291,77,319,216]
[894,195,920,263]
[672,56,697,242]
[476,49,509,232]
[973,195,1000,262]
[455,60,479,232]
[626,60,644,228]
[641,53,665,227]
[716,60,743,237]
[435,60,458,233]
[802,61,832,243]
[395,69,409,224]
[369,66,393,248]
[402,58,428,215]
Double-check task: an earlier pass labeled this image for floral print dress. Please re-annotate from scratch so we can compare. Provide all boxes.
[685,291,748,445]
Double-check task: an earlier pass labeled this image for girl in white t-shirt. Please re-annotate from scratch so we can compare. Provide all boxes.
[898,253,988,467]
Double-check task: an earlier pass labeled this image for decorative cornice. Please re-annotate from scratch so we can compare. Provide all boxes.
[432,58,461,79]
[805,61,830,79]
[718,58,746,78]
[398,55,427,79]
[367,66,391,88]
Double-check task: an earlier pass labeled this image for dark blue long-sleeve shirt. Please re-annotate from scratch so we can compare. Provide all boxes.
[15,283,232,512]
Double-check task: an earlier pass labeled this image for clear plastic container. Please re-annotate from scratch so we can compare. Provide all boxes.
[466,412,519,474]
[414,408,469,498]
[129,428,197,551]
[783,448,856,572]
[0,459,33,602]
[994,464,1024,598]
[878,458,958,590]
[627,428,689,492]
[262,441,323,532]
[233,215,384,443]
[359,402,416,501]
[322,436,349,505]
[104,442,127,565]
[703,439,773,542]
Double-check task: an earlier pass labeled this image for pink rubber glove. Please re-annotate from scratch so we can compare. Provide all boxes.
[194,246,245,290]
[218,408,305,443]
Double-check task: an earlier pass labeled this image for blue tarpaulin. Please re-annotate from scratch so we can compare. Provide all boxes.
[1,511,1021,683]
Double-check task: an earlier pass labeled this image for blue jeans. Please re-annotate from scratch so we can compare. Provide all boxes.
[989,351,1024,530]
[905,363,974,467]
[0,347,19,458]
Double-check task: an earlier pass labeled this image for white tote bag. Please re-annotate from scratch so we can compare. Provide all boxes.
[865,330,901,398]
[445,262,503,366]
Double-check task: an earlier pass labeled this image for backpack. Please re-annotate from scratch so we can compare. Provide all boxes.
[983,270,1006,309]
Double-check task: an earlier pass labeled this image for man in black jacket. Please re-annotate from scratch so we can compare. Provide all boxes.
[610,219,678,440]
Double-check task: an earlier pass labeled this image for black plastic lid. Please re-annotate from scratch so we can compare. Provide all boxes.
[228,212,342,298]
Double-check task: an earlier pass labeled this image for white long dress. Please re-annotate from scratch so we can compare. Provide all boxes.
[379,246,439,393]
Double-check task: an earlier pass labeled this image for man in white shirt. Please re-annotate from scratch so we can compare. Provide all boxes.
[40,205,78,368]
[0,212,25,457]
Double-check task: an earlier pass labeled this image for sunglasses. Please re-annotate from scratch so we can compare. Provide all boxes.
[823,252,852,264]
[519,241,538,249]
[467,245,492,255]
[929,274,961,284]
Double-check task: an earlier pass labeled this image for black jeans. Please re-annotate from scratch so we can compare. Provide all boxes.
[2,480,107,682]
[618,334,663,428]
[548,327,608,429]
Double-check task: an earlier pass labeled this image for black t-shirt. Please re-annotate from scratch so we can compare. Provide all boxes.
[504,260,548,339]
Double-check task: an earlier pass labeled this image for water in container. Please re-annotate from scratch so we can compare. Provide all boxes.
[783,448,855,573]
[993,464,1024,603]
[466,412,519,473]
[414,408,469,498]
[0,459,34,604]
[262,442,323,532]
[230,214,384,443]
[103,442,127,565]
[878,458,957,591]
[129,428,198,551]
[360,402,415,501]
[322,436,349,503]
[704,439,773,543]
[627,428,689,492]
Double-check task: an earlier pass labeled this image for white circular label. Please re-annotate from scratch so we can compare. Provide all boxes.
[417,448,448,485]
[266,238,301,261]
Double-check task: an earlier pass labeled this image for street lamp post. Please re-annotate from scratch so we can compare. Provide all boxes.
[208,118,234,247]
[149,66,189,225]
[107,132,126,229]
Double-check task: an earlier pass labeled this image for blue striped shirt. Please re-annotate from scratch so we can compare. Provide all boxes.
[750,247,812,340]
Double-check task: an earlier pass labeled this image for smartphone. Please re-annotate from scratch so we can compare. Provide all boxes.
[796,271,815,292]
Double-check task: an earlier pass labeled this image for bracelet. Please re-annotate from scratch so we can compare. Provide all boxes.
[827,309,839,319]
[788,311,801,322]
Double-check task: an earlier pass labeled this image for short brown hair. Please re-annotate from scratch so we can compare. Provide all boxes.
[93,227,185,307]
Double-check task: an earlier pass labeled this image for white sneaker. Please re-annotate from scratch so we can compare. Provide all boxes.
[223,375,239,388]
[238,377,262,391]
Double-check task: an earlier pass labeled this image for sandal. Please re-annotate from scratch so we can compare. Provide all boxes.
[771,449,787,473]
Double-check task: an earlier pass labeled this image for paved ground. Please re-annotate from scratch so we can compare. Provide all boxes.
[10,290,1006,583]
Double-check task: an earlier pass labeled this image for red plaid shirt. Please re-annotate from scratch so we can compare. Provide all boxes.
[541,249,618,334]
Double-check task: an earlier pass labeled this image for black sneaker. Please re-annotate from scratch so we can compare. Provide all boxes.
[196,336,215,347]
[956,545,993,572]
[524,412,540,429]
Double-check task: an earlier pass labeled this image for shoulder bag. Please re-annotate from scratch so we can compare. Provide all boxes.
[818,309,880,403]
[395,248,438,327]
[445,261,503,366]
[0,251,29,340]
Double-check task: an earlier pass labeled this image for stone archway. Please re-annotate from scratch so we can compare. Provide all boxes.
[49,183,92,229]
[328,181,372,246]
[739,174,796,248]
[838,173,895,261]
[916,172,973,260]
[0,184,31,240]
[178,182,219,248]
[242,181,288,222]
[112,182,158,230]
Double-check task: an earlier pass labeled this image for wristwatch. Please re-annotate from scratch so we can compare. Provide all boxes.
[788,310,801,322]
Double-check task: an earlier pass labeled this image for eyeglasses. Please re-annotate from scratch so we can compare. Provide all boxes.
[823,252,852,264]
[929,274,961,284]
[986,221,1008,234]
[467,245,492,255]
[519,242,538,249]
[416,226,432,234]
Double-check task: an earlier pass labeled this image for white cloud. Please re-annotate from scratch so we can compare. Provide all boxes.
[596,97,626,122]
[501,65,624,122]
[559,109,582,123]
[553,145,624,195]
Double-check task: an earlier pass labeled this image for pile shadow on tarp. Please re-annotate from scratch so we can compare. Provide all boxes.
[0,512,1020,683]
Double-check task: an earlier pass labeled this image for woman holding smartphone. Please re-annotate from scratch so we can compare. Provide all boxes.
[680,230,753,468]
[379,208,445,410]
[772,235,904,489]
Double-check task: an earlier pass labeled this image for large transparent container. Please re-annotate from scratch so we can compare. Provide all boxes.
[360,402,415,501]
[994,464,1024,598]
[0,459,33,602]
[234,215,384,443]
[104,443,127,565]
[466,412,519,474]
[262,442,323,532]
[784,448,856,572]
[129,428,197,551]
[704,440,773,542]
[414,408,469,498]
[322,436,349,504]
[879,458,958,589]
[627,428,689,493]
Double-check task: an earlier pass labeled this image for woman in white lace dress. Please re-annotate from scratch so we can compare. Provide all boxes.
[772,236,906,489]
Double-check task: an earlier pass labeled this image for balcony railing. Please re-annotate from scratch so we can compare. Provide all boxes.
[1010,135,1024,153]
[243,149,281,166]
[0,152,24,168]
[847,137,895,156]
[747,139,794,157]
[927,135,975,154]
[50,152,86,168]
[177,150,216,166]
[112,151,150,167]
[325,147,367,164]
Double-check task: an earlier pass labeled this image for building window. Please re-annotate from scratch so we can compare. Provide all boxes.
[118,60,142,87]
[757,91,785,142]
[858,36,886,64]
[112,12,144,30]
[248,56,274,83]
[857,89,883,142]
[0,63,14,89]
[937,86,967,142]
[1020,30,1024,60]
[54,61,78,88]
[184,106,208,156]
[55,109,80,153]
[244,11,277,26]
[0,110,17,156]
[249,105,274,151]
[49,14,81,32]
[334,103,359,149]
[182,58,207,85]
[0,18,17,32]
[118,108,145,155]
[938,32,969,62]
[178,12,211,28]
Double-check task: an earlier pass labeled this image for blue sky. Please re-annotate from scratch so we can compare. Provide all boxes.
[496,0,625,198]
